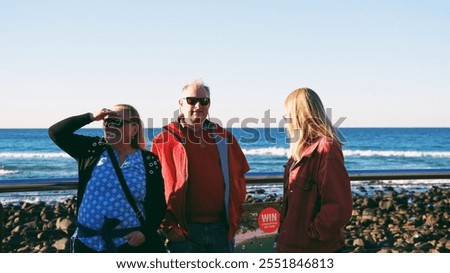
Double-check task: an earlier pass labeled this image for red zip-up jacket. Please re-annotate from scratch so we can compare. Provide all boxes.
[276,137,353,252]
[151,121,249,241]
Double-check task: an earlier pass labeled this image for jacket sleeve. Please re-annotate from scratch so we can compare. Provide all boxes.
[230,135,249,209]
[231,135,250,175]
[48,113,99,160]
[141,152,167,241]
[150,135,179,234]
[308,142,353,241]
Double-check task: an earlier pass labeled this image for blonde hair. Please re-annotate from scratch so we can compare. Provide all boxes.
[115,104,146,150]
[285,87,342,161]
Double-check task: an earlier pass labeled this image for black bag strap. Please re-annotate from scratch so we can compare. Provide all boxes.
[106,146,145,226]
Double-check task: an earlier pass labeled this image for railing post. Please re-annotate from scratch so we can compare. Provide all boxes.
[0,202,3,253]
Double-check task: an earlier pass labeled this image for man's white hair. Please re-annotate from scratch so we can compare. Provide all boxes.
[181,79,210,97]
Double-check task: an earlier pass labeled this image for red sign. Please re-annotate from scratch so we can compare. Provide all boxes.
[257,207,280,233]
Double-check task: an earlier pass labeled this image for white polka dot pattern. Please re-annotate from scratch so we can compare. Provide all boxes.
[77,150,146,251]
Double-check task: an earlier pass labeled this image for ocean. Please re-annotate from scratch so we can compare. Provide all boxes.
[1,128,450,202]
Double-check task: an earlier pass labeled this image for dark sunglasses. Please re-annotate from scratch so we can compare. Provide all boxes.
[103,117,133,128]
[183,97,210,106]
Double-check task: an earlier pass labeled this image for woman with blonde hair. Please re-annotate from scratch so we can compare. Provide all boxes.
[49,104,166,253]
[276,87,353,253]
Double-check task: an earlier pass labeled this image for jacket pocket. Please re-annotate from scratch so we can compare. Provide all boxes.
[280,179,319,248]
[289,175,316,192]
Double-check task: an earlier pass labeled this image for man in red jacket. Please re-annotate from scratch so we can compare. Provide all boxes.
[151,79,250,253]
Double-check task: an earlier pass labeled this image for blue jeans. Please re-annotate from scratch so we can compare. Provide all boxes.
[168,222,233,253]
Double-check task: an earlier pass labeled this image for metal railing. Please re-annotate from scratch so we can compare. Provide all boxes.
[2,169,450,192]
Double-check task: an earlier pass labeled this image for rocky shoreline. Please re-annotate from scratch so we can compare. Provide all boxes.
[1,186,449,253]
[344,186,449,253]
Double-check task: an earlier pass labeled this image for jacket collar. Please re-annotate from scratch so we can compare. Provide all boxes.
[163,118,228,144]
[299,137,322,160]
[164,118,223,135]
[177,117,216,131]
[288,137,322,171]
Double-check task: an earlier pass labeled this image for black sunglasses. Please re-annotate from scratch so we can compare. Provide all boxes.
[183,97,210,106]
[103,117,133,128]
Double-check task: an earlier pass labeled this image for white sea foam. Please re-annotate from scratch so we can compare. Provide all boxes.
[0,152,70,159]
[243,147,450,158]
[0,169,19,176]
[242,147,288,156]
[0,190,77,204]
[344,150,450,158]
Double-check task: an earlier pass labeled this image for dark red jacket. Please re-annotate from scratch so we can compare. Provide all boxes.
[276,137,352,252]
[151,121,249,241]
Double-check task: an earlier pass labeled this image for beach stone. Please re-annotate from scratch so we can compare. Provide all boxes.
[37,230,54,241]
[405,236,415,245]
[44,220,56,230]
[377,247,392,253]
[13,216,21,226]
[11,225,22,234]
[389,215,404,225]
[363,235,377,248]
[382,190,396,199]
[436,237,447,247]
[24,219,38,229]
[20,225,38,239]
[40,207,55,221]
[36,245,48,252]
[356,186,367,194]
[395,193,409,203]
[5,234,23,247]
[362,198,377,208]
[376,216,387,226]
[414,242,433,252]
[53,237,69,251]
[362,208,375,219]
[353,197,363,207]
[56,218,75,234]
[404,219,419,230]
[20,202,32,210]
[4,219,13,229]
[17,245,32,253]
[12,209,22,217]
[54,203,69,218]
[417,226,432,237]
[254,189,266,194]
[32,244,43,253]
[274,197,283,202]
[389,225,401,235]
[353,238,365,247]
[245,194,254,202]
[424,214,439,226]
[394,237,405,246]
[396,204,409,214]
[428,239,437,247]
[445,240,450,251]
[379,200,395,211]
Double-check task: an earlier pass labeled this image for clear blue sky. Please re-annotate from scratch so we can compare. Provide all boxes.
[1,1,449,128]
